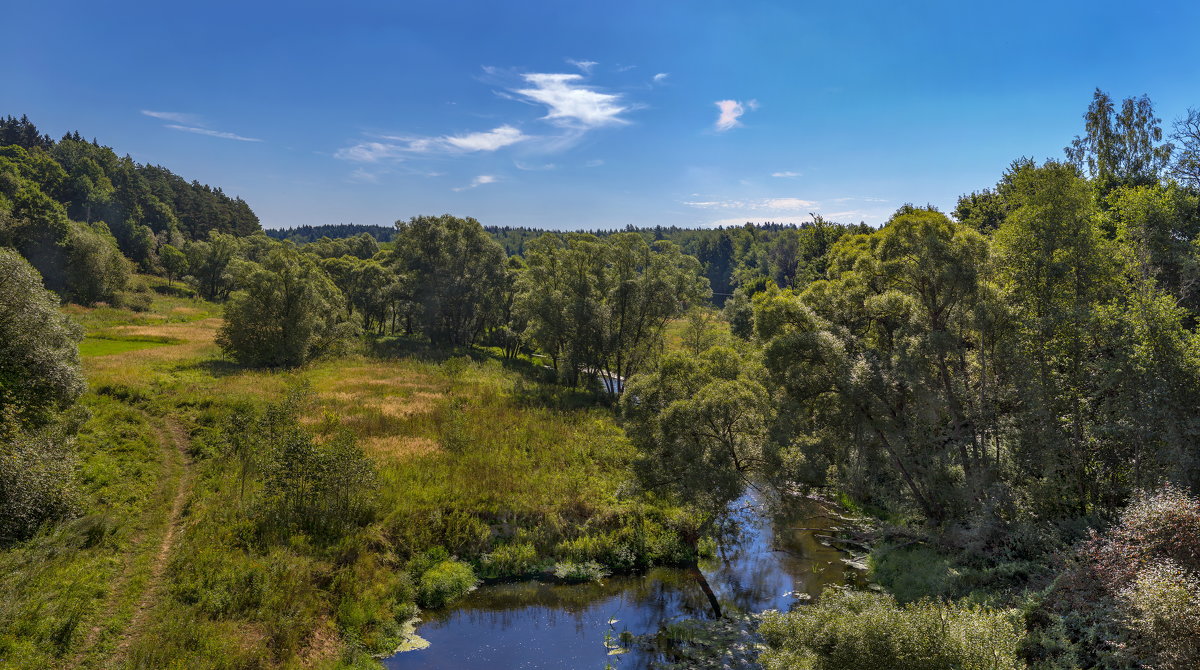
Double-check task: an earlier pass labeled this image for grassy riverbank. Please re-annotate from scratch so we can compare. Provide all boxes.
[0,276,697,669]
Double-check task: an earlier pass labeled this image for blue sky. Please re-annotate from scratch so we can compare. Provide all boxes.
[7,1,1200,230]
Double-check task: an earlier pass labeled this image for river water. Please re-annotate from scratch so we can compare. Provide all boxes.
[384,492,861,669]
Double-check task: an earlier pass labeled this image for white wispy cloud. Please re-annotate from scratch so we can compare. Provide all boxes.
[142,110,262,142]
[514,73,629,128]
[567,59,598,73]
[349,168,380,184]
[683,197,817,211]
[442,125,528,151]
[514,160,557,171]
[713,99,758,132]
[141,110,200,124]
[164,125,262,142]
[585,159,605,167]
[336,125,528,162]
[334,141,407,162]
[453,174,498,191]
[771,171,801,178]
[652,72,669,83]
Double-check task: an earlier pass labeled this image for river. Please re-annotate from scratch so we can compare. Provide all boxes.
[384,491,862,669]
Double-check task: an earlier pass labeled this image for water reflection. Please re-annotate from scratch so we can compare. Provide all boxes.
[385,492,860,670]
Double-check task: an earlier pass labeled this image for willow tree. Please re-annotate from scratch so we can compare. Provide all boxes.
[756,206,996,522]
[218,246,347,367]
[390,214,507,346]
[517,232,709,391]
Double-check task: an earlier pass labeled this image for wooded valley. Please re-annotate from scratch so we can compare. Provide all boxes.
[4,88,1200,669]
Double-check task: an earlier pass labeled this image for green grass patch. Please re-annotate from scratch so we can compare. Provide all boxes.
[79,334,182,357]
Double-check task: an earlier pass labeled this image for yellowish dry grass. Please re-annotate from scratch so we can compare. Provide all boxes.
[360,435,441,462]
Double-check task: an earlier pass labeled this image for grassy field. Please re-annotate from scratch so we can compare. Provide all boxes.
[0,277,694,669]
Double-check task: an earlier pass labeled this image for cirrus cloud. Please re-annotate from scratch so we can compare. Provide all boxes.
[514,73,630,128]
[336,124,529,162]
[141,110,262,142]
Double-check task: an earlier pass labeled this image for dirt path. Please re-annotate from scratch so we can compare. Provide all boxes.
[72,417,193,669]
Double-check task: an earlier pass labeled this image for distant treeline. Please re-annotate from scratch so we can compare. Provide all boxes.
[266,223,397,243]
[277,220,871,305]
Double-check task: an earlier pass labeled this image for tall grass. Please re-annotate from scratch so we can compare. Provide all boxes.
[0,286,697,668]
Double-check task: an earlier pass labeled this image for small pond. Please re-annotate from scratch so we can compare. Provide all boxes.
[385,491,862,669]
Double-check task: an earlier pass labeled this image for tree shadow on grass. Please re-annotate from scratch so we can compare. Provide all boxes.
[366,335,613,412]
[173,357,249,378]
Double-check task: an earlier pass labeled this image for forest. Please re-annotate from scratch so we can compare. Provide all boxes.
[3,88,1200,669]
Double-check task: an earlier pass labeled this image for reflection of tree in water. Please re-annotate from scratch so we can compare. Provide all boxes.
[392,491,865,670]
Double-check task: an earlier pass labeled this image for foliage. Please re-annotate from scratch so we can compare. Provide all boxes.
[417,559,477,608]
[552,560,609,583]
[1065,88,1173,191]
[517,231,710,390]
[217,246,350,367]
[759,588,1025,670]
[0,425,80,543]
[389,214,507,346]
[0,248,85,427]
[623,346,772,518]
[1028,485,1200,669]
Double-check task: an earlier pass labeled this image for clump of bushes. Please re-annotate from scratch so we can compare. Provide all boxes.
[552,560,608,583]
[480,542,541,579]
[0,427,80,543]
[417,559,477,608]
[759,587,1025,670]
[1027,484,1200,670]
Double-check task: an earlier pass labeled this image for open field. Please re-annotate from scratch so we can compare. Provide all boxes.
[0,277,692,669]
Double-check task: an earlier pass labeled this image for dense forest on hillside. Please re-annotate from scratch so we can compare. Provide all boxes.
[4,90,1200,669]
[0,115,259,305]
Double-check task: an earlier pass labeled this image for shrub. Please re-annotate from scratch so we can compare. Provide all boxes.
[552,560,609,583]
[481,542,540,579]
[257,427,378,543]
[0,248,84,427]
[0,427,80,543]
[759,587,1025,670]
[217,246,348,367]
[417,559,477,608]
[1026,484,1200,669]
[1119,560,1200,669]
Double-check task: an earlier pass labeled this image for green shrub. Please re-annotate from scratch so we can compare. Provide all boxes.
[0,427,80,543]
[868,544,955,603]
[759,587,1025,670]
[481,542,541,578]
[333,552,417,654]
[417,559,477,608]
[1119,560,1200,669]
[552,560,609,583]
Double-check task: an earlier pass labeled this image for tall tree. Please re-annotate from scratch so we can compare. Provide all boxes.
[1066,89,1173,192]
[217,247,347,367]
[390,215,507,346]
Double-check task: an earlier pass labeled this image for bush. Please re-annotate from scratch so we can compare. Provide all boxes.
[480,542,541,579]
[0,427,80,543]
[552,560,609,583]
[417,559,477,608]
[759,588,1025,670]
[1119,560,1200,669]
[1026,484,1200,669]
[0,248,84,427]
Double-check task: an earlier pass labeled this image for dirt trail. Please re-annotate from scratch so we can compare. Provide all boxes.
[72,417,193,669]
